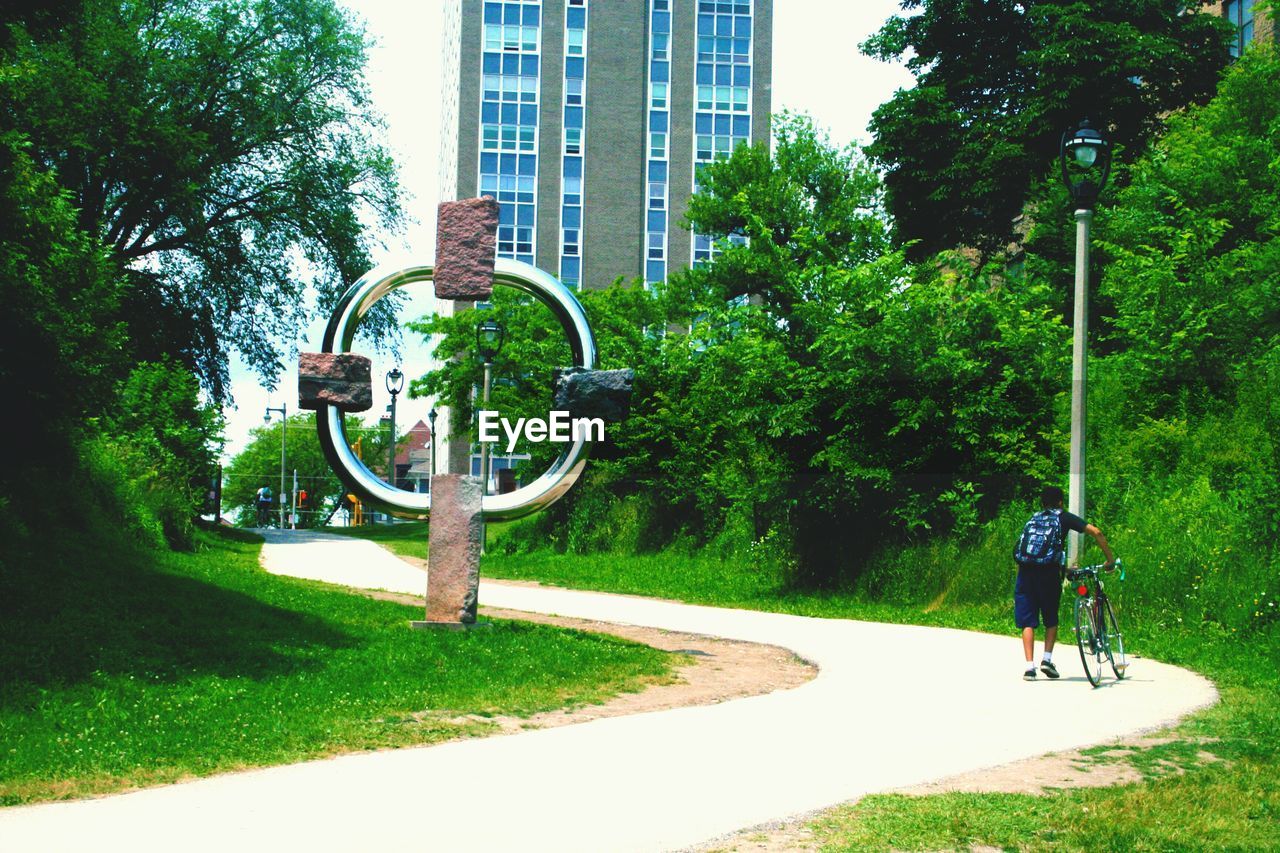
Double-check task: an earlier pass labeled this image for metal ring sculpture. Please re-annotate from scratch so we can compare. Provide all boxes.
[315,257,597,520]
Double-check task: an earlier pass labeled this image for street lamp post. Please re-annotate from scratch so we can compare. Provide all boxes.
[428,407,438,493]
[475,319,505,553]
[264,404,287,529]
[1060,119,1112,567]
[385,368,404,491]
[475,319,505,498]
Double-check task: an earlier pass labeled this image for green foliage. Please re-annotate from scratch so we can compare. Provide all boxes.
[0,525,674,805]
[674,116,1068,580]
[2,0,403,397]
[223,412,392,526]
[79,435,203,551]
[0,129,124,491]
[863,0,1232,259]
[1100,45,1280,407]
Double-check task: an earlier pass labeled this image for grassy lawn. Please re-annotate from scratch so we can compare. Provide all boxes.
[0,526,676,806]
[326,519,518,563]
[326,519,429,560]
[467,547,1278,851]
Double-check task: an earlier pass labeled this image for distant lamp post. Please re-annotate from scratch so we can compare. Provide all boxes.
[1059,119,1112,567]
[476,319,504,553]
[428,406,439,493]
[385,368,404,491]
[264,404,287,529]
[476,320,505,495]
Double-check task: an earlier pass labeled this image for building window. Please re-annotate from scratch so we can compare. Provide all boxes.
[1225,0,1255,57]
[479,2,541,265]
[692,0,753,273]
[648,181,665,209]
[559,0,589,288]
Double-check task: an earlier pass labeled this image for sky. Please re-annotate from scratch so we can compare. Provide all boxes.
[219,0,914,463]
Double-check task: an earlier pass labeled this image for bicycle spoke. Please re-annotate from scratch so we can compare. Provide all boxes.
[1075,595,1101,687]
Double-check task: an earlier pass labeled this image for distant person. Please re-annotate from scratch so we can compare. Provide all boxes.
[255,485,273,527]
[1013,484,1114,681]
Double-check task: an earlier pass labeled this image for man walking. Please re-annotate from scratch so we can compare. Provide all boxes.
[1013,485,1114,680]
[255,484,273,527]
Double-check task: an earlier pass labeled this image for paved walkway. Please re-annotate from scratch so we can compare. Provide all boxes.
[0,530,1216,852]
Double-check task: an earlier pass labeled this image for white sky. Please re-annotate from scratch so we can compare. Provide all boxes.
[219,0,913,462]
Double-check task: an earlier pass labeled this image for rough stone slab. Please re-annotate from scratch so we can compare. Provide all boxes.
[552,367,636,424]
[435,197,499,301]
[298,353,373,412]
[426,474,483,624]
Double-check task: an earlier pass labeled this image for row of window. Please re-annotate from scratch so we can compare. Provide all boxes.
[696,35,750,63]
[698,0,749,14]
[484,23,538,52]
[483,2,539,25]
[697,12,750,37]
[696,85,749,112]
[559,1,589,288]
[691,1,752,269]
[644,0,673,286]
[478,2,541,267]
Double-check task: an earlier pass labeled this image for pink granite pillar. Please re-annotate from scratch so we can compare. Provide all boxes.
[415,474,483,627]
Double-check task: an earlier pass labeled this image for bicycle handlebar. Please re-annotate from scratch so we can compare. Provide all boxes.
[1069,558,1125,582]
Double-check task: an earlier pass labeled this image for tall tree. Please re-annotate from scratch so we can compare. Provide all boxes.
[863,0,1231,260]
[2,0,403,398]
[680,116,1068,577]
[223,412,391,525]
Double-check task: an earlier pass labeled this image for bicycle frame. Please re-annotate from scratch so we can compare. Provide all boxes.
[1067,560,1127,686]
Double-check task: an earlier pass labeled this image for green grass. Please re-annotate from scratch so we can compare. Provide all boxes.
[327,519,519,562]
[464,546,1278,851]
[327,520,430,560]
[0,525,675,806]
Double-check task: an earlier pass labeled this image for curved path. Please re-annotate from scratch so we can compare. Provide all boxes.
[0,531,1216,852]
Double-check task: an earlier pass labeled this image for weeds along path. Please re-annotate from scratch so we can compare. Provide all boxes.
[0,530,1217,853]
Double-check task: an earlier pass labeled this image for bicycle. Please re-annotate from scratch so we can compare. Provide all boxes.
[1066,559,1127,687]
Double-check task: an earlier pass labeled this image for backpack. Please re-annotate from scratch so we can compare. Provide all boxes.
[1014,509,1064,566]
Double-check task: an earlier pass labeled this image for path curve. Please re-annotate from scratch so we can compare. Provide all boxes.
[0,530,1216,853]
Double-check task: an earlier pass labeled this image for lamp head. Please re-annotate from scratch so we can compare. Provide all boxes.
[386,367,405,396]
[476,319,505,362]
[1060,119,1112,210]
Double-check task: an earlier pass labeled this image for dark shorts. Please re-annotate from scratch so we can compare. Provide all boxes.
[1014,564,1062,629]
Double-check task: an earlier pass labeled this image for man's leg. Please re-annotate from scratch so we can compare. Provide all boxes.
[1022,626,1035,663]
[1044,625,1058,653]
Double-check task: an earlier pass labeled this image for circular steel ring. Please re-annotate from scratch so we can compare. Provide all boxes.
[315,257,597,520]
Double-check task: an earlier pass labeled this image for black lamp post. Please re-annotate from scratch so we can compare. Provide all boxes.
[385,368,404,490]
[264,404,287,529]
[1059,119,1111,566]
[428,406,438,493]
[476,319,505,553]
[476,320,506,498]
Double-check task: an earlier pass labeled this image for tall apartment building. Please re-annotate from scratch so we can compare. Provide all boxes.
[439,0,773,291]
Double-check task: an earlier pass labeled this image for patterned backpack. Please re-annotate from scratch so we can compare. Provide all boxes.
[1014,509,1064,566]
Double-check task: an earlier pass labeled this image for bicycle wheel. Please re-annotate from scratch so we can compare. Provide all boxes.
[1103,596,1127,679]
[1075,595,1103,687]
